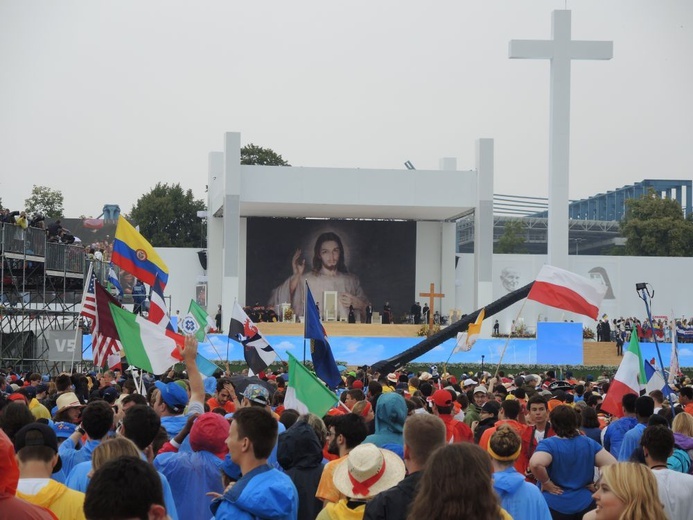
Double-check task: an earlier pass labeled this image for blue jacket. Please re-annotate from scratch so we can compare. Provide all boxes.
[493,467,552,520]
[210,464,298,520]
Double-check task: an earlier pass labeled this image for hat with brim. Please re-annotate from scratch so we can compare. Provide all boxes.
[333,443,405,499]
[54,392,85,414]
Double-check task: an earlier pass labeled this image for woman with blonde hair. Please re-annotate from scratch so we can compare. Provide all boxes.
[583,462,667,520]
[408,443,510,520]
[351,400,374,424]
[489,425,551,520]
[90,437,141,475]
[669,411,693,472]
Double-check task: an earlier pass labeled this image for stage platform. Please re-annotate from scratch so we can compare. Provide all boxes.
[255,322,422,338]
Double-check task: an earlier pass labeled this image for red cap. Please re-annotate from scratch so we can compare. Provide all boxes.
[448,376,457,385]
[352,380,364,390]
[8,394,27,404]
[327,407,346,416]
[431,389,453,407]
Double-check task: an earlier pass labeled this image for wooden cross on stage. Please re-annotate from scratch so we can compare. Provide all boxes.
[419,283,444,336]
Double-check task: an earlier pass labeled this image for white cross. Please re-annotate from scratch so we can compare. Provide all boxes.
[509,10,612,271]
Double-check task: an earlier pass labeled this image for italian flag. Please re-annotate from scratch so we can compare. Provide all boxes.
[110,303,184,375]
[187,299,217,341]
[284,353,338,417]
[601,333,646,417]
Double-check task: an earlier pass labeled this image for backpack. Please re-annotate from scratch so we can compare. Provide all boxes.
[669,448,692,474]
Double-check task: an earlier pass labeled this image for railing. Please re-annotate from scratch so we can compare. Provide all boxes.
[1,222,84,275]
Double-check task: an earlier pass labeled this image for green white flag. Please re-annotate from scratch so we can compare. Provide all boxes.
[110,303,183,375]
[284,353,338,417]
[187,299,216,341]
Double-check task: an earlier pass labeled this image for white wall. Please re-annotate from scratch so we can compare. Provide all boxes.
[157,248,206,316]
[456,253,693,335]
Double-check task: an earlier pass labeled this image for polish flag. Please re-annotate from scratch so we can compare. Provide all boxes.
[601,333,646,417]
[527,265,607,320]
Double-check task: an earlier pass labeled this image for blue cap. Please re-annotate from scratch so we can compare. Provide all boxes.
[101,386,119,404]
[154,381,189,413]
[52,421,77,439]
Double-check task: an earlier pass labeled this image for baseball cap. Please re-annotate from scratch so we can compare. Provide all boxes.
[14,423,62,473]
[189,413,230,457]
[473,385,488,395]
[154,381,189,413]
[481,401,500,416]
[463,378,476,387]
[242,384,269,405]
[352,380,364,390]
[52,421,77,439]
[431,389,454,407]
[101,386,119,404]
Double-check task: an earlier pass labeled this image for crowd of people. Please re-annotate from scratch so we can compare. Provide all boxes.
[1,342,693,520]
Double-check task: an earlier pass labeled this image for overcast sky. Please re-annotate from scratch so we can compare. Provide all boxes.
[1,0,691,217]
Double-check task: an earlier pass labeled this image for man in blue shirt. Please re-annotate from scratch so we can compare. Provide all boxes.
[58,400,112,476]
[603,393,638,457]
[618,395,654,461]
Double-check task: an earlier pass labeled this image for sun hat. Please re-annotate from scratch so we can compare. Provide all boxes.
[13,423,62,473]
[154,382,189,413]
[419,372,432,381]
[333,443,405,499]
[55,392,86,414]
[242,384,269,405]
[386,373,398,383]
[189,413,229,458]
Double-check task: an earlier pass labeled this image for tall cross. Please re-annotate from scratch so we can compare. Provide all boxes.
[419,283,444,336]
[509,10,612,270]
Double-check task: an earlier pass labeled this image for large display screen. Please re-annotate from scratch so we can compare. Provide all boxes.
[246,218,416,323]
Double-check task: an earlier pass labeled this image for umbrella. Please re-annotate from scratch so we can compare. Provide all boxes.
[229,375,275,397]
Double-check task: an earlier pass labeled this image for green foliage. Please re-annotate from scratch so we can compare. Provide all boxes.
[495,220,526,254]
[241,144,290,166]
[24,185,64,219]
[620,189,693,256]
[130,183,206,247]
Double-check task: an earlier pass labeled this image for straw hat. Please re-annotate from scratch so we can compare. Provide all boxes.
[55,392,85,413]
[333,443,405,499]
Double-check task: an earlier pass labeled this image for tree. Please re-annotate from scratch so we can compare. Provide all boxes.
[24,185,64,218]
[130,183,206,248]
[241,144,290,166]
[620,189,693,256]
[495,220,526,254]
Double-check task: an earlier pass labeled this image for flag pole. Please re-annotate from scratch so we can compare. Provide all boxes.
[73,262,94,373]
[303,281,308,365]
[494,299,528,378]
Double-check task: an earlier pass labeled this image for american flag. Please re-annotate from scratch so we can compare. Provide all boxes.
[80,263,97,325]
[92,280,124,369]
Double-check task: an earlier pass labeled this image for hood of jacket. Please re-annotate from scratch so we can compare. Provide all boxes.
[493,467,525,497]
[277,422,323,471]
[0,430,19,495]
[674,432,693,450]
[16,480,66,509]
[373,393,407,436]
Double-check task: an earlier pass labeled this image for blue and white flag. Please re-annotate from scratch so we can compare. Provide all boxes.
[108,265,123,296]
[644,359,672,397]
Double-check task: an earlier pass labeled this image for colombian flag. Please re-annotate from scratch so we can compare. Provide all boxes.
[112,216,169,288]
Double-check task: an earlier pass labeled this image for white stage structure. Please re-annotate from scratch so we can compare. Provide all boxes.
[206,132,495,319]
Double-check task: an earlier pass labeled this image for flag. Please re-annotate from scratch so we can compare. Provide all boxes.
[186,300,216,341]
[229,302,276,374]
[527,265,607,320]
[305,283,342,389]
[148,273,174,332]
[107,265,123,297]
[644,360,672,397]
[454,308,485,353]
[110,303,184,375]
[284,353,338,417]
[601,333,646,417]
[112,215,169,288]
[92,281,124,369]
[80,263,97,323]
[669,323,680,386]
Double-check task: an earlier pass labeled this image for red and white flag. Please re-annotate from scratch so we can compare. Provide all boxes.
[80,263,97,324]
[527,265,607,320]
